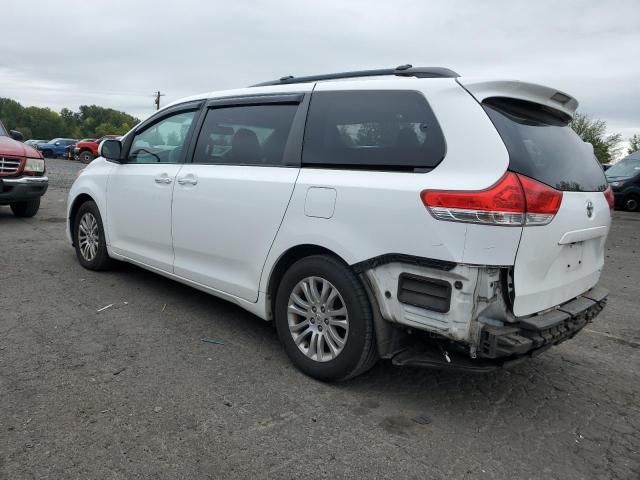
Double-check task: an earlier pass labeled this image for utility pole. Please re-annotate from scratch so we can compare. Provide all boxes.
[153,91,165,110]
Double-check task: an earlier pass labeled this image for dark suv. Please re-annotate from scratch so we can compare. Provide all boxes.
[0,120,48,217]
[606,152,640,211]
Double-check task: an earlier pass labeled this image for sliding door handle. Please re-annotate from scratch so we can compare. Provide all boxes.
[177,176,198,186]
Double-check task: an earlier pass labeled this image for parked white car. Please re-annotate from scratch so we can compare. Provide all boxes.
[67,65,612,380]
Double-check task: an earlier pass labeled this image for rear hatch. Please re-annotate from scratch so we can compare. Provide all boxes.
[480,95,611,316]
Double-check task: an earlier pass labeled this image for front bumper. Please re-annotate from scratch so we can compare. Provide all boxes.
[0,176,49,205]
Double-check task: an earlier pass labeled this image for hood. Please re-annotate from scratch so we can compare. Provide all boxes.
[0,135,42,158]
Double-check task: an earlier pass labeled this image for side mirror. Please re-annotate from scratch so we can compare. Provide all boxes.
[9,130,24,141]
[99,139,122,161]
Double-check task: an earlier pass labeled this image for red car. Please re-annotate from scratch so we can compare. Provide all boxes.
[0,121,48,217]
[74,135,120,164]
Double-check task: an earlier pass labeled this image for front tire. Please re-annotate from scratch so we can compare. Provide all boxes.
[10,198,40,217]
[73,201,112,270]
[624,194,639,212]
[79,151,94,164]
[274,255,377,381]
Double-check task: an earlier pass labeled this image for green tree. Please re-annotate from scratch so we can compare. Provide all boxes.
[570,112,622,164]
[628,133,640,155]
[0,97,139,140]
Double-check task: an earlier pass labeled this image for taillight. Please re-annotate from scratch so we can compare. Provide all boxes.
[603,186,614,210]
[421,172,563,227]
[517,174,563,225]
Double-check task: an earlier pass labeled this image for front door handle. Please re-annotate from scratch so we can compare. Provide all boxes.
[154,175,172,184]
[177,175,198,186]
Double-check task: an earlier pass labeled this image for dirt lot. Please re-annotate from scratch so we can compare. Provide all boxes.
[1,158,639,479]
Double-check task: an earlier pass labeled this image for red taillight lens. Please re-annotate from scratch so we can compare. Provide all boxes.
[603,186,614,210]
[517,174,563,225]
[421,172,563,227]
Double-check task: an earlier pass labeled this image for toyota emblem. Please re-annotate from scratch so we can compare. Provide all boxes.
[586,200,594,218]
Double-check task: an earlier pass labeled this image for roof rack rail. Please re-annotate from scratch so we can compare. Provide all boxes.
[250,64,460,87]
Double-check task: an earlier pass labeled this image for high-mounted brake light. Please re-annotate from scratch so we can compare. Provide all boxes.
[421,172,563,227]
[603,186,614,210]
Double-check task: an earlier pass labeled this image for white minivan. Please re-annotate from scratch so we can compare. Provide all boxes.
[67,65,612,380]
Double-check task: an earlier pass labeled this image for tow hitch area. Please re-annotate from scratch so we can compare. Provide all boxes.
[391,286,608,372]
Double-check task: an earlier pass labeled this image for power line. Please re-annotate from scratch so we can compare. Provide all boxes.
[153,91,165,110]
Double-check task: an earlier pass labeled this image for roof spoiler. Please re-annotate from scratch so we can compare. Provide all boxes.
[456,79,579,118]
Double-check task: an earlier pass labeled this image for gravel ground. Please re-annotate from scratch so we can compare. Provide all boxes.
[1,158,639,479]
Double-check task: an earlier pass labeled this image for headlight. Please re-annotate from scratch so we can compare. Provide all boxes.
[24,158,45,173]
[610,181,624,188]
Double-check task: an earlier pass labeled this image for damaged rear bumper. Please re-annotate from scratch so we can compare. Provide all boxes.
[390,286,608,372]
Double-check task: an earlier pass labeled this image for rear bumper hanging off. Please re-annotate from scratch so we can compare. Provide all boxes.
[478,286,608,359]
[390,286,608,372]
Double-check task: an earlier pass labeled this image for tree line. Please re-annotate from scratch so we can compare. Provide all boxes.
[0,97,139,140]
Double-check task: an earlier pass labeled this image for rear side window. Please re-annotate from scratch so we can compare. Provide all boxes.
[193,104,298,166]
[484,98,607,192]
[302,90,446,171]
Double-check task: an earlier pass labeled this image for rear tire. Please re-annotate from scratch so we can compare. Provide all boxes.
[274,255,377,381]
[10,198,40,217]
[79,151,94,164]
[73,200,112,270]
[624,194,639,212]
[42,150,52,158]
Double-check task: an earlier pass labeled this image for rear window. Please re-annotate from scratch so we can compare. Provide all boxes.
[302,90,446,171]
[483,98,607,192]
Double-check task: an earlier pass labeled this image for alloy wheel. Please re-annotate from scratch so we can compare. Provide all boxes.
[78,212,99,262]
[287,276,349,362]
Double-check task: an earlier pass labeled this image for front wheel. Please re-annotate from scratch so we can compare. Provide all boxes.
[274,255,377,381]
[10,198,40,217]
[73,201,112,270]
[625,194,639,212]
[79,151,94,164]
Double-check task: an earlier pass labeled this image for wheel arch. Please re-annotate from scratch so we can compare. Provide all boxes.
[68,193,96,245]
[265,244,349,320]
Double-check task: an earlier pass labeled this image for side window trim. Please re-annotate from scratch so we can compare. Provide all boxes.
[186,93,310,168]
[121,101,204,163]
[205,93,304,109]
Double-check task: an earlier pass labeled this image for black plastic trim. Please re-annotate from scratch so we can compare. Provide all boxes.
[351,254,457,273]
[397,273,452,313]
[478,286,608,359]
[205,93,304,108]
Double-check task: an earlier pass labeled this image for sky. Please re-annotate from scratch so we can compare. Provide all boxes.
[1,0,638,155]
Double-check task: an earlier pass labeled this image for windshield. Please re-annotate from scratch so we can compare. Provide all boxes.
[606,158,640,178]
[0,120,7,136]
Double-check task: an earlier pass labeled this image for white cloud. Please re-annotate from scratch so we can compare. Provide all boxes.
[1,0,638,136]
